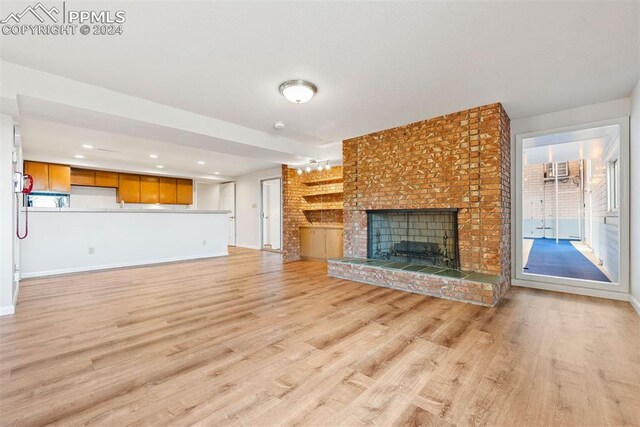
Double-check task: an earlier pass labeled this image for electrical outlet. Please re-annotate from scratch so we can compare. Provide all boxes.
[88,247,95,255]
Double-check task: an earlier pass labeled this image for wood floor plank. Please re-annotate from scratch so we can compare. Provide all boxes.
[0,247,638,426]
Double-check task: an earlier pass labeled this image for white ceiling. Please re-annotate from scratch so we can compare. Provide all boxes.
[523,124,619,165]
[19,118,271,180]
[1,0,638,147]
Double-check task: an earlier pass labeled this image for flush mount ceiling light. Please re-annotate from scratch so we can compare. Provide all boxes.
[273,121,285,130]
[279,80,317,104]
[156,165,164,169]
[82,144,93,149]
[197,161,205,165]
[74,154,85,159]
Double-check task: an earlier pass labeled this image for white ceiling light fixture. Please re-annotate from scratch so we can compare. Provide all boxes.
[197,161,205,165]
[82,144,93,149]
[149,154,158,159]
[156,165,164,169]
[273,121,285,130]
[214,171,220,175]
[279,80,317,104]
[74,154,84,159]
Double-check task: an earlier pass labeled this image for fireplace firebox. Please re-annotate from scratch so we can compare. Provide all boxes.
[367,209,459,269]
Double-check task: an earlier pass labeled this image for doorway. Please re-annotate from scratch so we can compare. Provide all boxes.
[219,182,236,246]
[260,178,282,252]
[516,119,629,295]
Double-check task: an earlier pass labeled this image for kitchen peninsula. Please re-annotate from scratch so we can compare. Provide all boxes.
[20,208,230,278]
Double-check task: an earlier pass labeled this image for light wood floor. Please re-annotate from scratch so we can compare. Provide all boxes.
[1,247,638,426]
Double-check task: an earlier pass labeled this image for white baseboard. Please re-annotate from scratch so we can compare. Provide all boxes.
[512,279,630,301]
[630,295,640,316]
[0,305,15,316]
[234,244,261,250]
[21,251,228,279]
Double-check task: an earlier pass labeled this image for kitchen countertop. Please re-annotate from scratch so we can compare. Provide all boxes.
[24,208,230,214]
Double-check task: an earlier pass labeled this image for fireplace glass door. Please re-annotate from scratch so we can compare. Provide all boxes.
[367,209,459,269]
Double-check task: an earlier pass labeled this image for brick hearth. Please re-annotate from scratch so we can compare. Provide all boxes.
[328,103,511,306]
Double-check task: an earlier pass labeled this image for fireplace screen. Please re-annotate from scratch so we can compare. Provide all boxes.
[367,209,459,269]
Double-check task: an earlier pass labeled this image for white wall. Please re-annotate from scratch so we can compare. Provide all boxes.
[196,182,220,210]
[630,80,640,314]
[234,166,281,249]
[0,115,16,315]
[21,211,228,277]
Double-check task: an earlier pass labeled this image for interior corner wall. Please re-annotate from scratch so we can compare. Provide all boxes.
[630,80,640,313]
[234,166,282,250]
[0,114,16,316]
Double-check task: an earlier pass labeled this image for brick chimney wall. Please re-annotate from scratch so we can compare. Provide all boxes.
[343,103,511,280]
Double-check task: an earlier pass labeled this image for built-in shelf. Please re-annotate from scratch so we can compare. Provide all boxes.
[303,183,344,197]
[302,176,344,185]
[302,202,344,212]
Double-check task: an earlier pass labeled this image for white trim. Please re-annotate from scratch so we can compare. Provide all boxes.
[20,252,228,279]
[513,279,630,301]
[0,305,15,316]
[12,280,19,306]
[514,116,630,294]
[630,295,640,316]
[235,244,261,250]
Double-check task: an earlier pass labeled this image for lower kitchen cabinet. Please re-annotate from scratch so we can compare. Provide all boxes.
[299,225,343,261]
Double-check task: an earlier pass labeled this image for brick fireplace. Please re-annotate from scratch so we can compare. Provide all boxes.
[367,209,459,269]
[328,103,511,306]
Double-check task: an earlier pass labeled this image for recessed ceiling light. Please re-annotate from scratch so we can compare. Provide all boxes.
[82,144,93,149]
[156,165,164,169]
[279,80,317,104]
[149,154,158,159]
[214,171,220,175]
[197,161,205,165]
[74,154,85,159]
[273,121,285,130]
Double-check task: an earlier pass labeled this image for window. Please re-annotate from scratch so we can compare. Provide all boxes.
[607,158,619,211]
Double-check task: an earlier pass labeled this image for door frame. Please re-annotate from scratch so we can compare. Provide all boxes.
[259,177,283,253]
[219,181,236,247]
[514,116,630,297]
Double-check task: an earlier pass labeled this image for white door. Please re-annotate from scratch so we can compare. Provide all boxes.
[261,178,282,251]
[219,182,236,246]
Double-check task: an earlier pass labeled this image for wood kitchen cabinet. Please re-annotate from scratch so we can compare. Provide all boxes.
[159,177,177,204]
[140,176,160,204]
[176,179,193,205]
[94,171,119,188]
[24,161,70,192]
[70,168,96,186]
[49,164,71,192]
[117,173,140,203]
[24,161,49,192]
[299,226,343,261]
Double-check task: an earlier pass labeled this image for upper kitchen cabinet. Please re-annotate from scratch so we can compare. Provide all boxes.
[95,171,119,188]
[24,161,71,193]
[70,168,96,186]
[24,161,49,192]
[140,176,160,204]
[176,179,193,205]
[117,173,140,203]
[159,177,177,204]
